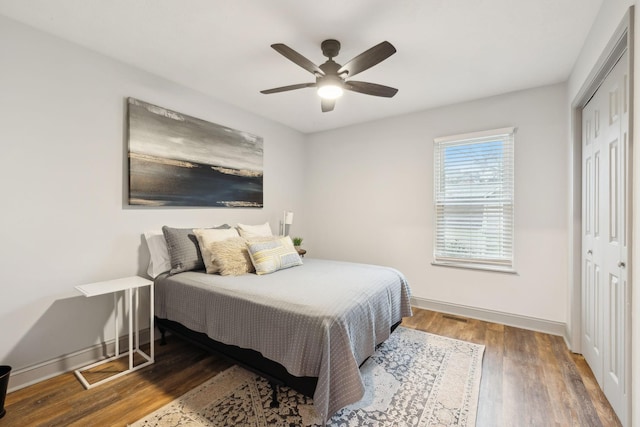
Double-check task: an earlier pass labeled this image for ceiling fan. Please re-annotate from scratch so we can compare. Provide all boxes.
[260,39,398,112]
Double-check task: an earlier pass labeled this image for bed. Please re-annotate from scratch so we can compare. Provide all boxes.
[146,224,412,419]
[153,257,412,420]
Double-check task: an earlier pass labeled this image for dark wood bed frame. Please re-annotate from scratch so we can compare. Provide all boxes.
[155,316,402,407]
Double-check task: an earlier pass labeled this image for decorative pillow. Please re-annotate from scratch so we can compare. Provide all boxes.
[209,237,254,276]
[247,236,303,275]
[193,227,241,274]
[143,230,171,278]
[236,222,273,239]
[162,225,230,275]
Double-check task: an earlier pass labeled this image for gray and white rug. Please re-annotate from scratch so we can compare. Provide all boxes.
[131,327,484,427]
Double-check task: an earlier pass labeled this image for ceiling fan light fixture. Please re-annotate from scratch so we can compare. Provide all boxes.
[317,83,343,100]
[317,74,344,99]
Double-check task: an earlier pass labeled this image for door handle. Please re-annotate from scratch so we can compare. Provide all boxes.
[618,261,626,268]
[587,250,593,255]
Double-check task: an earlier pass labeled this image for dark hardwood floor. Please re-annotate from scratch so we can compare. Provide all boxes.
[2,308,620,426]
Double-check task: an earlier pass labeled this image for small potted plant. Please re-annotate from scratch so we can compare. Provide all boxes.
[292,237,303,249]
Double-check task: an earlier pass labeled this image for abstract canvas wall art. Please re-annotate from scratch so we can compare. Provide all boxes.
[127,98,263,207]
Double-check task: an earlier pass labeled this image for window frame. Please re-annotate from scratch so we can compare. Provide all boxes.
[432,127,516,273]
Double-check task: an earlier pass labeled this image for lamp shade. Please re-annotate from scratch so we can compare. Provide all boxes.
[284,211,294,225]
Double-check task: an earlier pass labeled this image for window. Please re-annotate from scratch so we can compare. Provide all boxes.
[433,127,515,272]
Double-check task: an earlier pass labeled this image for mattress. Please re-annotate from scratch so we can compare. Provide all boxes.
[154,258,412,419]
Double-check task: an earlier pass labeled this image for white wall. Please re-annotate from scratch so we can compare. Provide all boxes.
[304,83,569,324]
[567,1,639,425]
[0,15,307,384]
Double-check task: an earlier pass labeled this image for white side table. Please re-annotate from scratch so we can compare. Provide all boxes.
[74,276,154,389]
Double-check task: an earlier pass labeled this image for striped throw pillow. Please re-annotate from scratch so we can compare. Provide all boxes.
[247,236,302,275]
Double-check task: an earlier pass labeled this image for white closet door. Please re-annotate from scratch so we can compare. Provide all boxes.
[582,79,603,384]
[581,50,630,425]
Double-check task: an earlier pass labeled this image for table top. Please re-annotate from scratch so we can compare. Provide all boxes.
[75,276,152,297]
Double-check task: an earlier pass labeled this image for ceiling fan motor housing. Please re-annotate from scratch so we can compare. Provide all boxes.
[319,60,342,76]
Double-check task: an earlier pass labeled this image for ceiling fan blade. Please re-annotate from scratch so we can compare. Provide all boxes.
[338,41,396,78]
[260,82,316,94]
[345,81,398,97]
[321,98,335,112]
[271,44,325,76]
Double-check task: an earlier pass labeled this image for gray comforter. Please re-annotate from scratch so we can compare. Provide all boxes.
[154,258,412,419]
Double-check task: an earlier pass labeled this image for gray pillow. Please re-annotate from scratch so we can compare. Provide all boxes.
[162,225,230,274]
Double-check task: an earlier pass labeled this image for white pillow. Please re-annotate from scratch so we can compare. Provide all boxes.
[143,230,171,278]
[236,222,273,239]
[193,227,241,273]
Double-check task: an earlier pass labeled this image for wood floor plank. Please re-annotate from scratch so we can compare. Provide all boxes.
[476,319,504,427]
[572,354,621,426]
[535,333,576,426]
[2,308,620,426]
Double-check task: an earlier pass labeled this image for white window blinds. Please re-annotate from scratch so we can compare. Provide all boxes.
[433,127,515,271]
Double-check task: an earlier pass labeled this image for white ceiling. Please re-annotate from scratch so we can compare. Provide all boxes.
[0,0,603,134]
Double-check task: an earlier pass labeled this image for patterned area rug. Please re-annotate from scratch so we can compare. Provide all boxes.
[131,327,484,427]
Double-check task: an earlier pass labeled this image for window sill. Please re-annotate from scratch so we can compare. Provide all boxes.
[431,261,517,275]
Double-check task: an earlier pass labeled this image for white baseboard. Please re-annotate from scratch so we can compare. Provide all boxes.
[411,297,567,337]
[563,325,575,352]
[7,328,152,393]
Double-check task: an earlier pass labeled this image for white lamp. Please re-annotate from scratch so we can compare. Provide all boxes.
[282,211,294,236]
